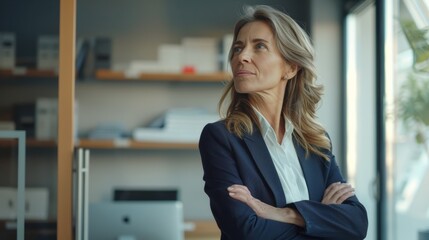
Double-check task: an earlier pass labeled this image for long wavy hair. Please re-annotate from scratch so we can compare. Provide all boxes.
[219,5,331,160]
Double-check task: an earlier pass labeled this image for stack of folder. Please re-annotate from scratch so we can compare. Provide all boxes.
[133,108,219,143]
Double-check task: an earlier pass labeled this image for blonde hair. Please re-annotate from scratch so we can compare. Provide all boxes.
[219,5,331,160]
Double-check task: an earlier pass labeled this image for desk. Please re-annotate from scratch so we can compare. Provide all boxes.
[185,220,220,240]
[0,219,220,240]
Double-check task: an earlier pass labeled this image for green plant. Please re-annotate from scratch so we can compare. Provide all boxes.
[397,73,429,157]
[399,19,429,73]
[398,19,429,155]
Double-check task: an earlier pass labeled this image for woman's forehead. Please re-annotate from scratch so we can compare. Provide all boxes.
[236,21,274,42]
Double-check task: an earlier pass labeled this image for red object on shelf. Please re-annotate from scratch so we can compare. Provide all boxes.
[182,66,196,74]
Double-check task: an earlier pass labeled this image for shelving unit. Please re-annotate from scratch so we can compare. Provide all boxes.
[0,138,198,150]
[78,139,198,149]
[0,69,230,82]
[96,69,230,82]
[0,138,57,148]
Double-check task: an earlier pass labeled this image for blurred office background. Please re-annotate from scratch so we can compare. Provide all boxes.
[0,0,428,239]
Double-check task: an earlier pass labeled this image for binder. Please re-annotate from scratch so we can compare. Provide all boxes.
[37,35,59,71]
[0,32,16,69]
[35,98,58,140]
[13,103,36,137]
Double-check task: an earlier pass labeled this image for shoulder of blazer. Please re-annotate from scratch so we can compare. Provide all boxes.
[202,120,230,138]
[208,119,227,130]
[204,120,250,140]
[200,120,236,146]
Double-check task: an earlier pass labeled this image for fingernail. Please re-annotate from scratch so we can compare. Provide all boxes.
[227,186,233,190]
[229,192,235,196]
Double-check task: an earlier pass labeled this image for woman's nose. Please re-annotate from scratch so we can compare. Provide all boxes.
[238,48,252,63]
[238,50,251,63]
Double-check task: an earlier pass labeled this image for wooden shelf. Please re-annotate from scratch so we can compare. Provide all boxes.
[77,139,198,150]
[0,138,57,148]
[185,220,220,239]
[0,69,57,78]
[95,69,231,82]
[0,68,230,82]
[0,138,197,150]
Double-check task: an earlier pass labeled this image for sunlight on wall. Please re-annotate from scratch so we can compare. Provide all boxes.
[346,15,357,188]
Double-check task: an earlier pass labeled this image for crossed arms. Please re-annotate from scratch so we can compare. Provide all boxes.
[199,122,368,240]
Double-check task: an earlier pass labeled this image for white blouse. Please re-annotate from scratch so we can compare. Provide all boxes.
[254,109,309,203]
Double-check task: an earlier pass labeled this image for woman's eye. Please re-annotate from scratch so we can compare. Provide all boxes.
[232,46,242,53]
[255,43,268,50]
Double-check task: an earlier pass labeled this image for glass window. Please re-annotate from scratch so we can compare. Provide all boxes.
[385,0,429,239]
[345,3,377,240]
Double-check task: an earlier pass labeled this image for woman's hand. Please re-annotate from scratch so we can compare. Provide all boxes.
[322,182,355,204]
[227,184,275,219]
[227,184,305,227]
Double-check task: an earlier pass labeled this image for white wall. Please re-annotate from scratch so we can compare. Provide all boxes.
[311,0,343,162]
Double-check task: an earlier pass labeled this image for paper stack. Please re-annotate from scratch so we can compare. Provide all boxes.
[133,108,219,143]
[87,123,127,140]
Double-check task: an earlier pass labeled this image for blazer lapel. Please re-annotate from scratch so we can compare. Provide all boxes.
[244,129,287,207]
[292,136,326,201]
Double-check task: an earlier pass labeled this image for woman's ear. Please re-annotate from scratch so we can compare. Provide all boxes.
[283,63,299,80]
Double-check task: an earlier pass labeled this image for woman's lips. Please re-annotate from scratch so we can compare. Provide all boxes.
[234,70,255,77]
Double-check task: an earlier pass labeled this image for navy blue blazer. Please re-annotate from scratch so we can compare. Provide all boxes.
[199,121,368,240]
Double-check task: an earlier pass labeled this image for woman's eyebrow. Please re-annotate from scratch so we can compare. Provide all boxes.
[233,40,244,45]
[251,38,269,43]
[233,38,269,45]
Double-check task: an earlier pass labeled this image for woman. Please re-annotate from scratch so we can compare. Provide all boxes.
[199,5,368,240]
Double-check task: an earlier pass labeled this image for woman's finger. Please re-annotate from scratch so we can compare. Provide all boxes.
[323,182,342,200]
[228,184,251,194]
[228,184,253,203]
[336,189,355,204]
[322,183,354,204]
[331,185,354,201]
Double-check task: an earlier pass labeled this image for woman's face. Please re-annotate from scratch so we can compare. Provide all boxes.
[231,21,295,96]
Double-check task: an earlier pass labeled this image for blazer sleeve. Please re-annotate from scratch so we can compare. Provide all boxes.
[199,123,317,240]
[290,147,368,239]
